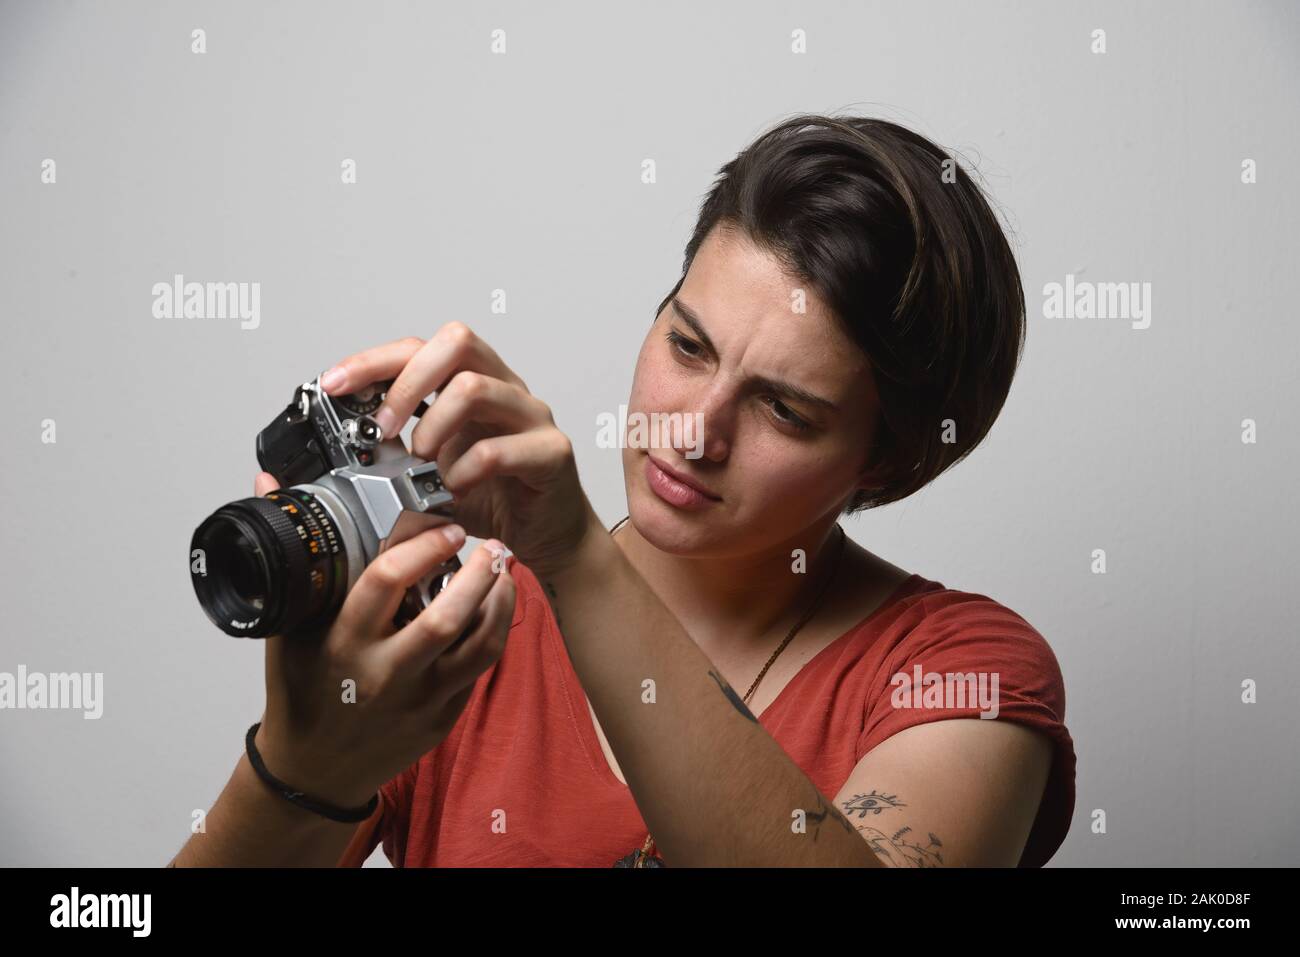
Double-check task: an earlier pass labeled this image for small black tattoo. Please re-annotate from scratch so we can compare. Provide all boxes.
[804,789,859,842]
[837,791,945,866]
[841,790,907,818]
[707,669,758,723]
[856,825,945,867]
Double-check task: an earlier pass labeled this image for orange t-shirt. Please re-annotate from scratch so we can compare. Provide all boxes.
[340,553,1076,867]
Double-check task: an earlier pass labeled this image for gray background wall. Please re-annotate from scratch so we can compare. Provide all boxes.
[1,0,1296,867]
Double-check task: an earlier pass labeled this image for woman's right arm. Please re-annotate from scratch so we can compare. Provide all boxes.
[169,470,514,868]
[167,745,378,867]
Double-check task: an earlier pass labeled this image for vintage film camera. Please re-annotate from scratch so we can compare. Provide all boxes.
[189,374,462,639]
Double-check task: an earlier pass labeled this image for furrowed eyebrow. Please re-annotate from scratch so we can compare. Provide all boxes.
[670,297,840,413]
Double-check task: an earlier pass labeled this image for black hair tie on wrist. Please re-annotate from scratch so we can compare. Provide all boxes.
[244,722,379,823]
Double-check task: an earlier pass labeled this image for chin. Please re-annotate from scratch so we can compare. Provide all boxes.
[628,504,711,555]
[622,478,717,557]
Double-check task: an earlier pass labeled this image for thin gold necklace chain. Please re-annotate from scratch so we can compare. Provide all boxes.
[607,515,849,866]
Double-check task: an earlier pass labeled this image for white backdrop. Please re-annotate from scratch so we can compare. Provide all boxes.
[0,0,1297,866]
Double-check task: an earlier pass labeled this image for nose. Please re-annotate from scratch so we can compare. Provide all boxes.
[671,380,733,463]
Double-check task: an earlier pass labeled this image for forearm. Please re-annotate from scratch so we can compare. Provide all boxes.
[168,752,368,867]
[539,525,883,867]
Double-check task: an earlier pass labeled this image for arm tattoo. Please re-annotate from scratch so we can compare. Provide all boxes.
[856,826,945,867]
[842,790,907,817]
[838,791,945,867]
[706,669,758,723]
[703,671,861,850]
[804,788,859,843]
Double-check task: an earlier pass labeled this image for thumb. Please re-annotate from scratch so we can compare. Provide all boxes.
[255,471,281,496]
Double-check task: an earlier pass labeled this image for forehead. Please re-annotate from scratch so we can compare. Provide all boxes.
[678,226,866,374]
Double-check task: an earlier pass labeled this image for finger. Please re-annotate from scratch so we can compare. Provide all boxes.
[432,428,478,483]
[440,429,575,495]
[254,471,281,496]
[426,563,516,682]
[373,323,530,439]
[382,538,509,673]
[336,524,467,638]
[320,337,426,396]
[409,371,551,462]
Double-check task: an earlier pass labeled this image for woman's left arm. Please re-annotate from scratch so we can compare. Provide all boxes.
[544,528,1053,867]
[542,525,884,866]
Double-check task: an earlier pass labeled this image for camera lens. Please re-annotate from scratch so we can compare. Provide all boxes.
[190,488,348,638]
[211,522,269,608]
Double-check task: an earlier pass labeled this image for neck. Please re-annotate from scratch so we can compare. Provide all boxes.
[612,515,845,655]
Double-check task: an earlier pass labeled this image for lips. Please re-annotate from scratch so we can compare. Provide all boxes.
[646,454,721,501]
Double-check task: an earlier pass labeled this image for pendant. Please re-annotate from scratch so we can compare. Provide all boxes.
[613,849,665,867]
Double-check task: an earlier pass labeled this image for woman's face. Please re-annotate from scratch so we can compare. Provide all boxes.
[622,225,883,558]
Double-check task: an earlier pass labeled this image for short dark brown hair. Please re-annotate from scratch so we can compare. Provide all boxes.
[656,113,1026,513]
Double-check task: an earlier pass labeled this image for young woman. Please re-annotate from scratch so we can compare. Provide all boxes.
[171,114,1075,868]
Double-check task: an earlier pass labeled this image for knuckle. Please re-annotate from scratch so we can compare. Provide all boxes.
[384,376,423,409]
[451,369,487,400]
[472,439,499,470]
[364,554,405,590]
[413,605,455,640]
[401,335,425,351]
[410,432,435,462]
[535,397,556,425]
[549,429,574,459]
[440,321,475,350]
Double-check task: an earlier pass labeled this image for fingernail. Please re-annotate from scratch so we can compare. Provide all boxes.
[373,405,400,438]
[320,366,347,392]
[441,524,465,546]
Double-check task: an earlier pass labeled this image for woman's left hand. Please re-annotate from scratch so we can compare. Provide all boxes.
[320,323,599,578]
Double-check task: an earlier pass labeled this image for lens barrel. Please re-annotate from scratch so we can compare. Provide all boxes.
[190,488,348,638]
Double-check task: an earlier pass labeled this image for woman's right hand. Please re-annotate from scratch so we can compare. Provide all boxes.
[249,470,517,808]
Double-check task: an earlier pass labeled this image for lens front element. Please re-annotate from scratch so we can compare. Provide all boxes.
[189,488,347,638]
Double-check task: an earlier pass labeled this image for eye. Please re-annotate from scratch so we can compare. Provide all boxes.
[762,397,811,433]
[665,329,703,359]
[666,329,812,433]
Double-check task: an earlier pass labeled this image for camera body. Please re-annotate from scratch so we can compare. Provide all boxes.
[189,373,461,639]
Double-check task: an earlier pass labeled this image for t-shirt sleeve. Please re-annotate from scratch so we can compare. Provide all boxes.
[854,592,1077,868]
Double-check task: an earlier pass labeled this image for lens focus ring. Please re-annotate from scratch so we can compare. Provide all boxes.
[190,488,347,638]
[244,495,317,624]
